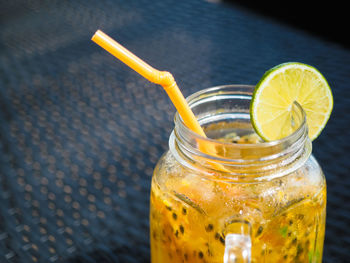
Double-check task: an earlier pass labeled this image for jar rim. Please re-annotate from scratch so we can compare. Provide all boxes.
[169,85,312,182]
[174,84,308,153]
[170,84,312,179]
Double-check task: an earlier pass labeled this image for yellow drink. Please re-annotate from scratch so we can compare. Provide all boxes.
[150,157,326,262]
[150,85,326,263]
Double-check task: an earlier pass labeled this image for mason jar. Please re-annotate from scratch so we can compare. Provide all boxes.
[150,85,326,263]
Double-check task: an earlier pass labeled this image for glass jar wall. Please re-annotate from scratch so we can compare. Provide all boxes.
[150,85,326,263]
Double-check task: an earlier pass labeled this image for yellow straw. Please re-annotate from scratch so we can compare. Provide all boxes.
[91,30,227,172]
[91,30,206,137]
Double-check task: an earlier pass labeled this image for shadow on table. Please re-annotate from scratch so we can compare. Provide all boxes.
[225,0,350,48]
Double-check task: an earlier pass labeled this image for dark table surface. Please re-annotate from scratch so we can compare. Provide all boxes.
[0,1,349,262]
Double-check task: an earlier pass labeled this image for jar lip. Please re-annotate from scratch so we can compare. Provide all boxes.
[174,84,308,152]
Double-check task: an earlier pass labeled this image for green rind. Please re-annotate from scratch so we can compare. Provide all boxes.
[250,62,333,141]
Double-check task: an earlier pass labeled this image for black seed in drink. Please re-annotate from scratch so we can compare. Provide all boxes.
[296,244,303,256]
[182,207,187,215]
[175,230,179,238]
[215,233,220,240]
[199,251,204,258]
[179,225,184,234]
[173,213,177,220]
[284,255,288,259]
[292,238,297,246]
[207,248,213,256]
[289,220,293,225]
[205,224,214,232]
[214,232,225,245]
[165,205,172,211]
[256,226,263,237]
[297,214,304,220]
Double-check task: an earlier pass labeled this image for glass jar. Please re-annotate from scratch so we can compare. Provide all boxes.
[150,85,326,263]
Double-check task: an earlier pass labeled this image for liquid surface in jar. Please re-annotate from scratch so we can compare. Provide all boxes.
[203,121,263,144]
[150,124,326,263]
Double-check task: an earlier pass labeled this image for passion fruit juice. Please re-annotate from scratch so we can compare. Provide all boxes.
[150,133,326,263]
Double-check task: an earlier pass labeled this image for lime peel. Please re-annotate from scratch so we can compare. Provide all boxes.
[250,62,333,141]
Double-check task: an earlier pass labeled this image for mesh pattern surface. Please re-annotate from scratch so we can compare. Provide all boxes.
[0,0,349,262]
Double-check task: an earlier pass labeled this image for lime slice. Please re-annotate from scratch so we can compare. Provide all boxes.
[250,62,333,141]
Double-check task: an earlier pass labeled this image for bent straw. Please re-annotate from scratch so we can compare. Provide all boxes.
[91,30,227,172]
[91,30,205,137]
